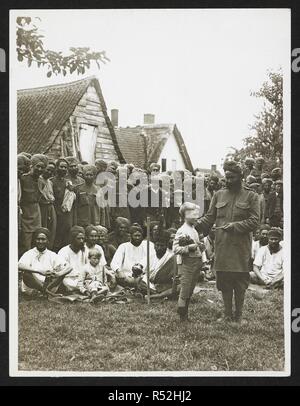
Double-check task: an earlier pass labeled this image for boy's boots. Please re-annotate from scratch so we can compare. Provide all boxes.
[234,288,246,324]
[177,298,190,322]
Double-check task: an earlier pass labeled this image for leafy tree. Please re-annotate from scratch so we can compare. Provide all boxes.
[228,70,283,172]
[16,16,110,77]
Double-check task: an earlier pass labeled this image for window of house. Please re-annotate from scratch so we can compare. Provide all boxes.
[79,124,97,164]
[161,158,167,172]
[172,159,177,171]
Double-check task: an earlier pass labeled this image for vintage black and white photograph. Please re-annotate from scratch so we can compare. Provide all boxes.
[9,8,290,376]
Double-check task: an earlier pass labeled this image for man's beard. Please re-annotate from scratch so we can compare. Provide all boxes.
[260,238,268,246]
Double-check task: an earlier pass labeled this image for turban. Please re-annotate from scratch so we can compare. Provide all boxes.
[275,180,283,185]
[32,227,50,241]
[268,227,282,239]
[262,177,273,185]
[31,154,48,167]
[82,165,97,176]
[85,225,98,236]
[255,157,265,164]
[130,223,143,235]
[248,182,260,189]
[95,225,108,235]
[259,224,271,232]
[167,227,177,235]
[115,217,131,227]
[69,226,85,241]
[155,230,170,244]
[261,172,271,179]
[149,163,160,172]
[209,174,219,183]
[20,152,32,160]
[56,158,69,168]
[223,160,242,175]
[17,154,30,167]
[95,159,108,172]
[65,156,79,166]
[245,157,255,165]
[272,167,281,174]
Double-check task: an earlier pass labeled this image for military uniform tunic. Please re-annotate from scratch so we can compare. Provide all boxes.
[196,185,260,273]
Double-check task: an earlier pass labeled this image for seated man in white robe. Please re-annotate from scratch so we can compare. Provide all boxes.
[18,227,72,297]
[110,223,156,287]
[141,230,178,299]
[251,228,284,289]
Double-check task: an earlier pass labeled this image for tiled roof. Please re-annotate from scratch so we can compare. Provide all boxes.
[17,76,125,162]
[115,124,193,171]
[114,126,146,168]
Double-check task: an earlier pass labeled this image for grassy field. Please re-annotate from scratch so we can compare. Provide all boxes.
[18,285,284,372]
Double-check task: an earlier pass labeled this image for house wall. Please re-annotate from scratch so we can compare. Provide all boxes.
[47,84,119,163]
[157,133,186,171]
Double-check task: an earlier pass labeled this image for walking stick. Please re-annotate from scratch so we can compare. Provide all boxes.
[146,216,151,305]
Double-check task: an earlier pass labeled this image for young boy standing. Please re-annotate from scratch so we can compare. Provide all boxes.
[173,202,202,322]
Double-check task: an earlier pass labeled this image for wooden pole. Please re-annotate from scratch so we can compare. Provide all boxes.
[146,216,151,305]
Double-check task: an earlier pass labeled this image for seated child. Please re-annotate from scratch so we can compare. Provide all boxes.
[78,248,109,299]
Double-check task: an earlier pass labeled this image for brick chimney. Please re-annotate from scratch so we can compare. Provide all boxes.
[143,113,155,125]
[111,109,119,127]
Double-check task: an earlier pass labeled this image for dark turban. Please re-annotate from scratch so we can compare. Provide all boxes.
[95,159,108,172]
[246,175,257,185]
[259,224,271,232]
[17,154,30,167]
[262,177,272,184]
[223,160,242,175]
[70,226,85,241]
[248,182,260,190]
[33,227,50,241]
[85,225,98,236]
[82,165,97,176]
[115,217,131,227]
[31,154,48,167]
[56,158,69,168]
[65,156,79,166]
[155,230,170,244]
[20,152,32,160]
[245,157,255,165]
[268,227,282,239]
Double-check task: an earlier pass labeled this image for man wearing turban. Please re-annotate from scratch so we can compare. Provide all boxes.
[195,160,260,325]
[52,158,75,251]
[76,165,99,228]
[19,154,48,255]
[267,179,283,228]
[252,228,284,288]
[18,227,72,297]
[110,223,156,287]
[243,157,255,179]
[58,226,89,292]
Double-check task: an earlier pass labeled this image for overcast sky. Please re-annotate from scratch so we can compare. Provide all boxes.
[11,9,290,170]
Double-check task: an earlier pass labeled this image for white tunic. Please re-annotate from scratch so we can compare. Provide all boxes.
[110,240,156,277]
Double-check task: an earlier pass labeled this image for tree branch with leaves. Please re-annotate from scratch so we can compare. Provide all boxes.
[228,70,283,172]
[16,16,110,77]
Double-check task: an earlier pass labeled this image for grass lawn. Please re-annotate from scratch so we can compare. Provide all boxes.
[18,285,284,372]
